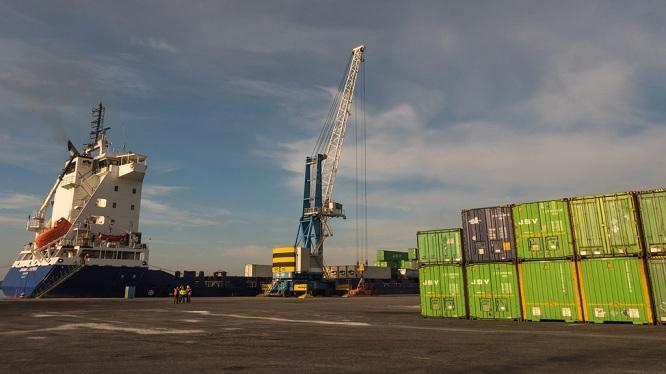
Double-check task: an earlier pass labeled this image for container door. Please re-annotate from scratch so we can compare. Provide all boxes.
[639,192,666,256]
[466,264,493,319]
[486,208,514,262]
[490,263,520,320]
[580,258,652,324]
[571,198,606,256]
[541,200,574,259]
[601,195,641,256]
[463,209,488,263]
[648,258,666,324]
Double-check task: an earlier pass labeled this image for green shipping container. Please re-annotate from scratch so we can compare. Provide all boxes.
[373,261,389,267]
[466,262,521,320]
[518,260,583,322]
[638,190,666,257]
[648,257,666,324]
[417,228,463,264]
[419,264,466,318]
[578,257,653,324]
[400,260,417,269]
[513,200,574,260]
[570,193,642,257]
[377,250,409,262]
[408,248,418,261]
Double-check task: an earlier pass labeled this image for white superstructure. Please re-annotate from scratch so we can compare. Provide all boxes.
[14,103,149,270]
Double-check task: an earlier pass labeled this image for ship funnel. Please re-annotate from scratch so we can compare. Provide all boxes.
[67,140,80,158]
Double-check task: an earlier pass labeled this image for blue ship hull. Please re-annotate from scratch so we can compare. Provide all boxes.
[1,265,266,298]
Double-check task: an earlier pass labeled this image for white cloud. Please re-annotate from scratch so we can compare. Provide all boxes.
[141,198,231,228]
[527,61,640,129]
[142,184,187,197]
[0,216,26,224]
[130,37,178,53]
[0,193,41,210]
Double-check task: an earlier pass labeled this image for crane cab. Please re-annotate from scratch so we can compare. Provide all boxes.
[323,201,345,218]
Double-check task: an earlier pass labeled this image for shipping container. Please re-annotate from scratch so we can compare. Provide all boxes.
[400,260,417,270]
[465,262,521,319]
[570,193,642,257]
[244,264,272,278]
[377,250,409,262]
[513,200,574,260]
[578,257,653,324]
[408,248,418,261]
[648,257,666,324]
[637,190,666,257]
[419,264,466,318]
[462,206,515,263]
[417,228,463,264]
[518,260,582,322]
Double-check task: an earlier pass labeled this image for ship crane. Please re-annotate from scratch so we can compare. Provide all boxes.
[297,45,364,269]
[268,45,365,296]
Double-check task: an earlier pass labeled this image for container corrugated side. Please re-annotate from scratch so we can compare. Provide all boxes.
[462,206,515,263]
[513,200,574,260]
[419,264,466,318]
[570,193,642,257]
[417,228,463,264]
[638,190,666,257]
[648,257,666,324]
[578,257,652,324]
[518,260,582,322]
[465,262,521,320]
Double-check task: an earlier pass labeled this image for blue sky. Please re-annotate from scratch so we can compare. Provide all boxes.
[1,1,666,276]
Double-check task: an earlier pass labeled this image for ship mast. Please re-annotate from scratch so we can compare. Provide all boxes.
[84,102,109,156]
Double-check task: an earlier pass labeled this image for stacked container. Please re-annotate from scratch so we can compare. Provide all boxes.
[637,189,666,324]
[462,206,521,320]
[417,229,466,318]
[513,199,583,322]
[571,193,653,324]
[374,250,409,269]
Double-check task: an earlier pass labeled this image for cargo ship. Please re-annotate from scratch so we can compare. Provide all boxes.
[1,103,270,298]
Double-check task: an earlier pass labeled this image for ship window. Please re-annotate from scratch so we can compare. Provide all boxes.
[132,188,137,194]
[95,198,107,208]
[112,202,117,208]
[114,185,119,191]
[131,204,135,211]
[96,216,105,225]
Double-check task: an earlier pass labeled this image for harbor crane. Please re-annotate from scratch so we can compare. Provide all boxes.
[268,45,366,296]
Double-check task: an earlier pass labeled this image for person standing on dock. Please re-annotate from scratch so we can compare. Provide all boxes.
[179,286,187,303]
[186,285,192,303]
[173,286,179,304]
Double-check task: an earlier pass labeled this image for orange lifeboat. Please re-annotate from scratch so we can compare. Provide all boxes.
[35,218,71,248]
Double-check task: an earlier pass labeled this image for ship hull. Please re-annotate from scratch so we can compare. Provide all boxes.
[2,265,56,298]
[1,265,266,298]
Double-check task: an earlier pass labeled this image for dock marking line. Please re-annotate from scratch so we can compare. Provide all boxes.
[183,311,370,327]
[0,322,204,336]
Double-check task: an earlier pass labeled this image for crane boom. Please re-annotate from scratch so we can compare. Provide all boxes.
[321,45,365,207]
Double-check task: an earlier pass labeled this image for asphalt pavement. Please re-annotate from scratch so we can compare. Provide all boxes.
[0,296,664,373]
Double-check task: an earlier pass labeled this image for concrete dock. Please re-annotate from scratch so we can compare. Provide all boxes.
[0,295,664,373]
